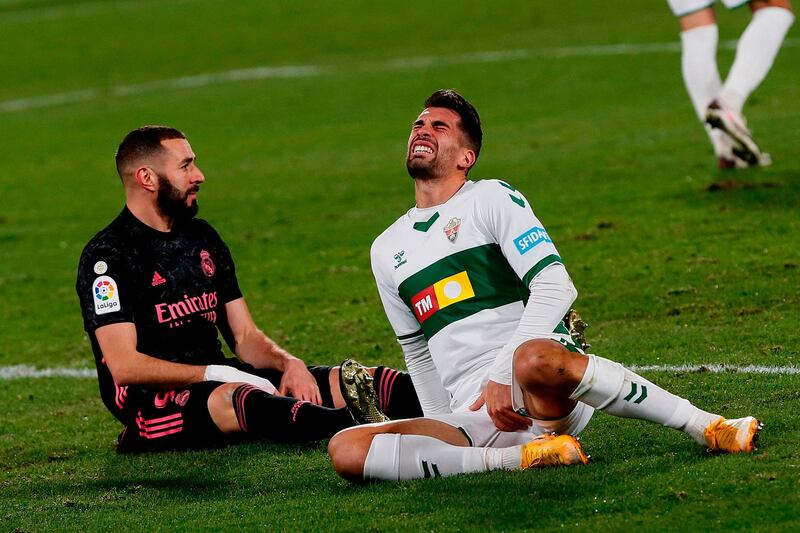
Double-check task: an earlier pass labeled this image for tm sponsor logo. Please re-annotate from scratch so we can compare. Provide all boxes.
[513,226,552,255]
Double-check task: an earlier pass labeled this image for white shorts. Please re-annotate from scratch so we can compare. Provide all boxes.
[427,403,594,449]
[668,0,751,17]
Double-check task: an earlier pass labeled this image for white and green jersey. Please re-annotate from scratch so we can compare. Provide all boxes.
[371,179,574,410]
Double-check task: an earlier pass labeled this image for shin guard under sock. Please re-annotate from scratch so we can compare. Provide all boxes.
[232,384,356,443]
[569,355,717,444]
[363,433,503,481]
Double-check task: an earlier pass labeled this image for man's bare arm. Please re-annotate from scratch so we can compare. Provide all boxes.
[225,298,297,370]
[225,298,321,403]
[96,322,205,388]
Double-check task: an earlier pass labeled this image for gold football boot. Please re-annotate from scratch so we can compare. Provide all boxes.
[520,434,589,469]
[704,416,762,453]
[339,359,390,424]
[564,309,591,352]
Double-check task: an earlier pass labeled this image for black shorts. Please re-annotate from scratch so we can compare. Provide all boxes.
[116,364,333,453]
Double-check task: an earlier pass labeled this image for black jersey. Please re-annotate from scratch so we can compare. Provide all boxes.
[76,207,242,421]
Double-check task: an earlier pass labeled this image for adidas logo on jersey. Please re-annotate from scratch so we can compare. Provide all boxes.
[151,271,167,287]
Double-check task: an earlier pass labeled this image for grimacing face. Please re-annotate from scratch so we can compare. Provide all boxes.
[406,107,469,180]
[153,138,205,220]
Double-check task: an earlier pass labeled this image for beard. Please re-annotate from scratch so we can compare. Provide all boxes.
[406,143,456,181]
[406,157,439,180]
[156,174,199,221]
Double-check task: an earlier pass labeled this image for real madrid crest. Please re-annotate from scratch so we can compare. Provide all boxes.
[443,217,461,243]
[200,249,215,277]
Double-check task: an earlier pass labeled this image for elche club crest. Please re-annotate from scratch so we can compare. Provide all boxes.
[444,217,461,242]
[200,249,215,277]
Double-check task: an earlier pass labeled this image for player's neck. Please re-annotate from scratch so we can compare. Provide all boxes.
[126,200,175,233]
[414,174,467,209]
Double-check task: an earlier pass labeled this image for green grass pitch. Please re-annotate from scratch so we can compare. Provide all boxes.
[1,0,799,530]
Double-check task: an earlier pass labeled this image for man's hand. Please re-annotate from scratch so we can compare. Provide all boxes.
[469,380,532,432]
[278,358,322,404]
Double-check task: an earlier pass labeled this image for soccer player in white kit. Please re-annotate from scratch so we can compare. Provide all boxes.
[668,0,794,168]
[327,89,761,482]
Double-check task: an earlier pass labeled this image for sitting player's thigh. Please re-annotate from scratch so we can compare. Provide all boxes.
[117,381,229,453]
[427,409,538,449]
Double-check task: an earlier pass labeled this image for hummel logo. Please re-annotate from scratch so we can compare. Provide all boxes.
[394,251,407,270]
[623,382,648,404]
[151,271,167,287]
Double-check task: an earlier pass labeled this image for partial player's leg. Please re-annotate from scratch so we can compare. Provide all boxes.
[213,359,421,442]
[116,380,362,452]
[706,0,794,165]
[116,381,230,453]
[720,0,794,113]
[236,358,422,421]
[328,412,587,483]
[669,5,738,167]
[210,381,358,443]
[328,418,469,481]
[513,339,761,453]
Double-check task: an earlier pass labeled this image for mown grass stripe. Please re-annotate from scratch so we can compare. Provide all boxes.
[3,38,798,113]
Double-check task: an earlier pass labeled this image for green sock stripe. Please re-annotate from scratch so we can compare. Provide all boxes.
[623,382,638,402]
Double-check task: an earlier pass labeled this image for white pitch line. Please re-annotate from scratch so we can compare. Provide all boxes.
[0,89,98,112]
[1,363,798,381]
[0,0,190,25]
[111,65,322,97]
[3,38,798,114]
[629,364,800,375]
[0,365,97,379]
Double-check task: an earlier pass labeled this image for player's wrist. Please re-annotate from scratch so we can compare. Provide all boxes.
[281,355,305,372]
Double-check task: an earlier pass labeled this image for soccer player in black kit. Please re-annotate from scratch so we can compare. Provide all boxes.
[76,126,421,453]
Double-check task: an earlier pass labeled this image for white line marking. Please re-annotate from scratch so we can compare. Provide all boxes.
[0,365,97,379]
[0,0,189,25]
[111,65,322,97]
[0,89,98,112]
[3,38,798,114]
[629,364,800,375]
[1,363,798,380]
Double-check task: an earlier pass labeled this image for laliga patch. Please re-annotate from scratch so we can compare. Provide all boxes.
[93,275,121,315]
[93,261,108,275]
[513,226,552,255]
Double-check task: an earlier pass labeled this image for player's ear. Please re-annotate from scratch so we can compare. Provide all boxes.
[134,166,158,192]
[457,148,476,173]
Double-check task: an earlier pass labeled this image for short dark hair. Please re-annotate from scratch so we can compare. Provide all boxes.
[115,125,186,178]
[424,89,482,158]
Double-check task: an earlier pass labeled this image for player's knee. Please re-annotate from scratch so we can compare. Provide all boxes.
[207,382,245,433]
[752,0,793,14]
[328,428,370,482]
[514,339,571,386]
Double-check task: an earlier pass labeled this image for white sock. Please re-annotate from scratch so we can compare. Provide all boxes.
[570,355,718,445]
[680,24,721,120]
[721,7,795,112]
[362,433,522,481]
[706,124,731,158]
